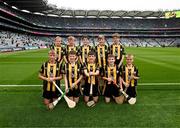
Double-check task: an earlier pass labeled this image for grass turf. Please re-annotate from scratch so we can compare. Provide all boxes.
[0,86,179,127]
[1,47,180,85]
[0,47,180,127]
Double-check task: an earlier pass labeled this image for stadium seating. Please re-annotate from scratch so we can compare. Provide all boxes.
[0,1,180,50]
[0,30,52,51]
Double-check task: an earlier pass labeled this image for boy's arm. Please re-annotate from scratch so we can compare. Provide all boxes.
[38,73,48,81]
[102,76,112,82]
[63,47,68,63]
[63,56,68,63]
[119,77,124,90]
[53,74,63,81]
[118,46,125,68]
[39,73,62,82]
[73,75,83,86]
[132,75,139,80]
[118,55,124,68]
[79,55,83,65]
[64,74,69,92]
[102,77,108,81]
[92,70,99,76]
[84,69,89,77]
[131,67,140,80]
[121,77,129,87]
[57,53,61,62]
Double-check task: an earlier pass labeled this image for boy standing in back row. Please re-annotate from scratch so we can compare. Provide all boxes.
[64,36,79,63]
[51,36,65,63]
[95,35,108,94]
[78,35,92,65]
[109,33,125,68]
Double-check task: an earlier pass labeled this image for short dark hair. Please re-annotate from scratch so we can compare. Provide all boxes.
[88,51,96,56]
[69,50,76,55]
[108,54,115,58]
[81,35,89,40]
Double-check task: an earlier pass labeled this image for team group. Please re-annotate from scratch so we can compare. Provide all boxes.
[38,33,140,109]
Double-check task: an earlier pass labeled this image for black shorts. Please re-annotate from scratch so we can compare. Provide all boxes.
[66,88,80,97]
[83,83,99,97]
[43,90,61,99]
[126,86,137,98]
[104,84,120,97]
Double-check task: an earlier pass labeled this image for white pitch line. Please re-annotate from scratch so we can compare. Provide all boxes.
[0,85,42,87]
[0,84,65,87]
[0,83,180,87]
[139,83,180,85]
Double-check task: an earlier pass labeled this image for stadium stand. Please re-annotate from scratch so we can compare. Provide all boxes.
[0,30,52,52]
[0,0,180,52]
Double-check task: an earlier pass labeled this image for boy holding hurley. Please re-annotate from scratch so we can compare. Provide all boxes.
[64,51,83,103]
[83,51,100,106]
[39,50,63,109]
[102,54,124,104]
[120,54,140,105]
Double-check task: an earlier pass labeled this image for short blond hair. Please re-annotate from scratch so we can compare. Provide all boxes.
[112,33,120,38]
[98,35,105,39]
[68,36,75,41]
[48,50,56,55]
[55,36,61,41]
[126,54,134,59]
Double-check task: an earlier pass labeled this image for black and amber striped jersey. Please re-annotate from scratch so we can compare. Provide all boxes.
[95,45,108,68]
[103,65,121,85]
[83,63,99,85]
[64,45,79,62]
[78,45,92,64]
[39,61,62,92]
[63,62,82,89]
[121,64,139,87]
[65,45,78,55]
[108,44,125,60]
[51,45,65,61]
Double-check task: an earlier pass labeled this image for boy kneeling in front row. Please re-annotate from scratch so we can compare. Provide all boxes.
[39,50,63,109]
[120,54,140,105]
[64,51,83,103]
[83,51,100,107]
[102,54,124,104]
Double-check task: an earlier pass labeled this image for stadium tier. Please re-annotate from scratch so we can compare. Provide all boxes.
[0,0,180,51]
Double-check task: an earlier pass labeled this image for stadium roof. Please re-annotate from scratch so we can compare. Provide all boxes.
[2,0,50,12]
[47,0,180,11]
[2,0,179,18]
[42,9,165,18]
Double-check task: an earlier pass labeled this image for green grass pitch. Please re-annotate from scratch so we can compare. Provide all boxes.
[0,47,180,127]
